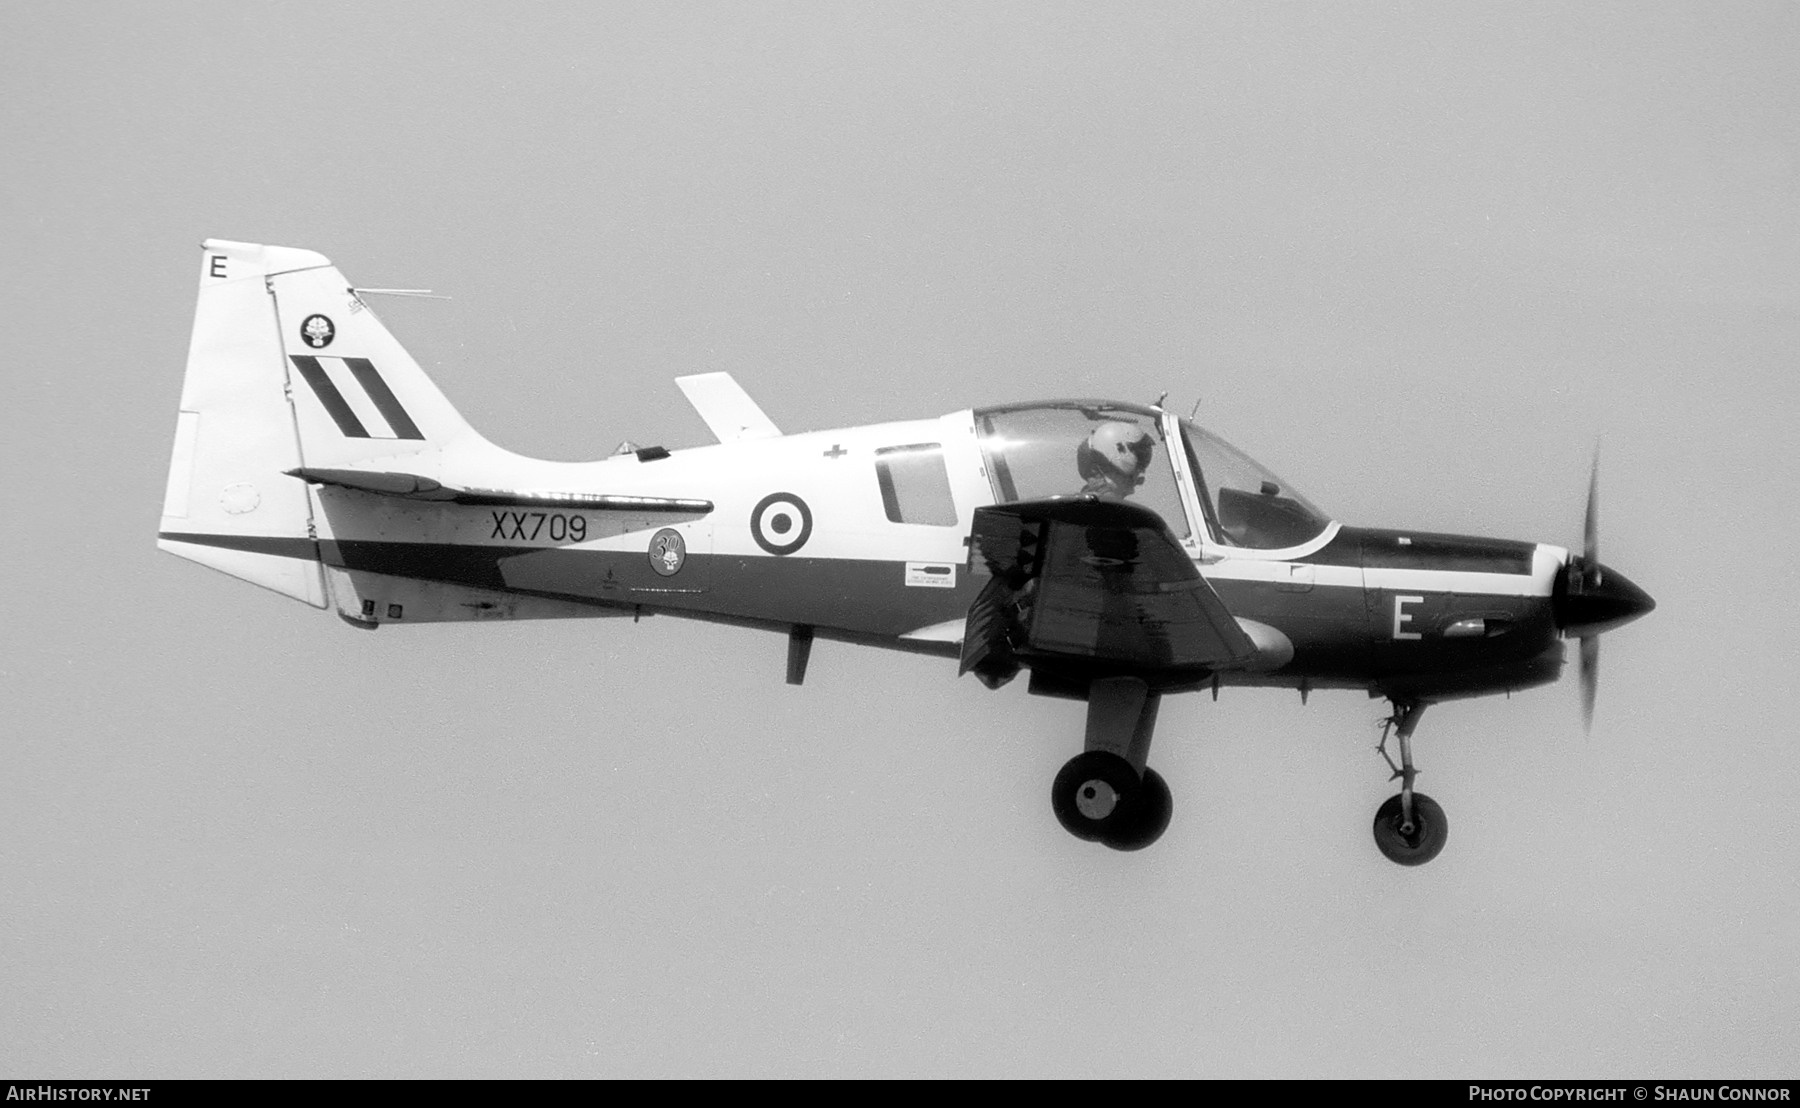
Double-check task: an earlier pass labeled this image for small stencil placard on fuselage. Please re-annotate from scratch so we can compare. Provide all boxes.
[905,562,956,588]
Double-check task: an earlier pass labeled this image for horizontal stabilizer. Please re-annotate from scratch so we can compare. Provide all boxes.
[287,468,713,513]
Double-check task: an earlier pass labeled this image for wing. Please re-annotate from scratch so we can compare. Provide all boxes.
[288,467,712,514]
[960,498,1256,687]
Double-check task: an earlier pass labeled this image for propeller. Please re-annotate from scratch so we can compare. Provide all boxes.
[1552,450,1654,733]
[1579,453,1600,733]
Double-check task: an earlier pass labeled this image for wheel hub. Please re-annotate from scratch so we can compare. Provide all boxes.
[1075,779,1120,820]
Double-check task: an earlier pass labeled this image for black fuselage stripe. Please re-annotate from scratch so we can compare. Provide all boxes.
[159,532,320,560]
[290,356,370,438]
[1294,527,1536,574]
[344,358,425,440]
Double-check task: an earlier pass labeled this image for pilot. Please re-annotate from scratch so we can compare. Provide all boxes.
[1076,421,1155,499]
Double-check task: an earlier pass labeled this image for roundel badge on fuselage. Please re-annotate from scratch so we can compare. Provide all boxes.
[300,314,335,348]
[649,528,686,576]
[750,492,812,556]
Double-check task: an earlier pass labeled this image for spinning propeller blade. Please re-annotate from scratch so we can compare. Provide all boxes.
[1579,634,1600,735]
[1580,452,1600,734]
[1583,452,1600,580]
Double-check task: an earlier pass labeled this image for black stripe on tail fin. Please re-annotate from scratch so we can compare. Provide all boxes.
[344,358,424,439]
[290,355,427,440]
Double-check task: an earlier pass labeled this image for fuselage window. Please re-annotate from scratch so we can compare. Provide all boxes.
[874,443,958,526]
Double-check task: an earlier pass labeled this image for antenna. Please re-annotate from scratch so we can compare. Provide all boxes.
[349,287,452,300]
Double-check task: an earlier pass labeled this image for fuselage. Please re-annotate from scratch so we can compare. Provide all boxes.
[309,399,1591,703]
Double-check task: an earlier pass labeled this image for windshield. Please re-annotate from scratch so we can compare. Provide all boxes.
[975,401,1190,541]
[1179,419,1330,550]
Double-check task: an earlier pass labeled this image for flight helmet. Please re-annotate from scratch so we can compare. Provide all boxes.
[1077,421,1155,489]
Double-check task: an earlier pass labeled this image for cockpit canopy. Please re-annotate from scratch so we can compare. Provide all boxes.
[973,401,1330,551]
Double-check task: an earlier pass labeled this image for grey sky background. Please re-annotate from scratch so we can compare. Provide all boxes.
[3,1,1796,1078]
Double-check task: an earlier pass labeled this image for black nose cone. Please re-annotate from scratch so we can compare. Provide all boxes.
[1554,561,1655,636]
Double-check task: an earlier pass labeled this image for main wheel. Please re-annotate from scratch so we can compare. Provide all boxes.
[1051,751,1140,842]
[1372,792,1449,866]
[1102,767,1172,852]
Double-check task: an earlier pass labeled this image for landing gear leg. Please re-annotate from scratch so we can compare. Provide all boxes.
[1050,677,1173,851]
[1372,699,1448,866]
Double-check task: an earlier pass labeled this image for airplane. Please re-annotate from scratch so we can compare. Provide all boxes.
[157,239,1655,864]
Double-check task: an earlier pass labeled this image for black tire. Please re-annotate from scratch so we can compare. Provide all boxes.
[1051,751,1140,842]
[1372,792,1449,866]
[1102,767,1173,852]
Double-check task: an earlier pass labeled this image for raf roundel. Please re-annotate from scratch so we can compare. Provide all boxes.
[300,314,335,349]
[649,527,687,576]
[750,492,813,556]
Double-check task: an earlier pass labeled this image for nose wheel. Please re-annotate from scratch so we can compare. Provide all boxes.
[1372,791,1447,865]
[1372,700,1449,866]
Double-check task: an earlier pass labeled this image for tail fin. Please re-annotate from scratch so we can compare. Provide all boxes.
[157,239,479,605]
[266,246,480,465]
